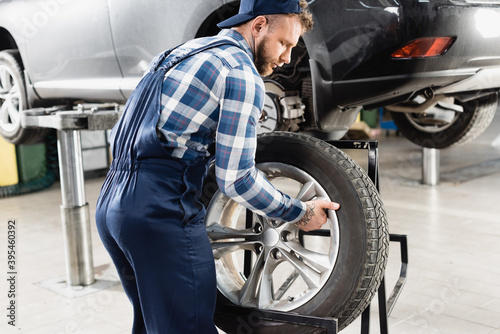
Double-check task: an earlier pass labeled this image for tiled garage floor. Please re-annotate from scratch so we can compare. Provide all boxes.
[1,108,499,334]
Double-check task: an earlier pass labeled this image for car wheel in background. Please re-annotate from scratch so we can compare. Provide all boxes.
[202,132,389,332]
[0,50,48,144]
[390,94,498,149]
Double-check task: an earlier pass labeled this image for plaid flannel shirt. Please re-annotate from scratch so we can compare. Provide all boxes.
[155,29,306,223]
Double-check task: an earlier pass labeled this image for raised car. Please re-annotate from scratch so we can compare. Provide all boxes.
[1,0,500,147]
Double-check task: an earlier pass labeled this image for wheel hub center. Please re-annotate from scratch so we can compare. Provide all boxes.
[262,229,280,247]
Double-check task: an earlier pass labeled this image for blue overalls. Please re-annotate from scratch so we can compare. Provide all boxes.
[95,40,238,334]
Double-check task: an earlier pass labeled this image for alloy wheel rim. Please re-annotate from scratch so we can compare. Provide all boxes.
[0,64,23,133]
[206,162,340,311]
[404,100,462,134]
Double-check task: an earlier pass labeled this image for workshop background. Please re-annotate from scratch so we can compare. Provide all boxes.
[0,106,499,334]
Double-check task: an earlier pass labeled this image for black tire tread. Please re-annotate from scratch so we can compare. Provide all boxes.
[452,94,498,147]
[261,132,389,330]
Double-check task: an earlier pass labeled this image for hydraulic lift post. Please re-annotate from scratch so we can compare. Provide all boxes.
[422,147,440,185]
[21,104,122,287]
[58,129,94,286]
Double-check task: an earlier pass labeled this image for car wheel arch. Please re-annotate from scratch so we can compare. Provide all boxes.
[0,27,18,52]
[195,1,239,39]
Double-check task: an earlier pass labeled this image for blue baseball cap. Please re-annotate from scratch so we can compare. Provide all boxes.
[217,0,302,29]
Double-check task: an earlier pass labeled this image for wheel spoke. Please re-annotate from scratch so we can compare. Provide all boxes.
[0,86,9,98]
[9,82,20,97]
[281,250,321,289]
[0,102,9,124]
[296,181,317,201]
[286,240,331,272]
[254,212,284,228]
[239,251,265,306]
[253,212,267,226]
[211,240,258,259]
[256,256,278,308]
[274,270,300,300]
[7,100,20,125]
[206,223,258,241]
[0,67,12,93]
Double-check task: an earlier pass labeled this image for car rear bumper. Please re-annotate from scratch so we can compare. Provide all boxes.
[305,0,500,130]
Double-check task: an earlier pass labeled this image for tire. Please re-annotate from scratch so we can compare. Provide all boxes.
[202,132,389,332]
[390,94,498,149]
[0,50,48,144]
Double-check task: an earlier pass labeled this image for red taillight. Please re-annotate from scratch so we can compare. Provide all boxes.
[391,37,455,59]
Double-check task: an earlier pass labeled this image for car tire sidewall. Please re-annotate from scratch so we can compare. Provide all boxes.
[0,50,27,139]
[0,50,48,144]
[207,132,388,333]
[255,133,386,327]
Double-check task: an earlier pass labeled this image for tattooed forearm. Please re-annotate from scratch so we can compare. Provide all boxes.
[295,203,315,228]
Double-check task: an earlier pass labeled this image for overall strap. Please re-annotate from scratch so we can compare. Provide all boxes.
[151,38,243,73]
[110,38,244,161]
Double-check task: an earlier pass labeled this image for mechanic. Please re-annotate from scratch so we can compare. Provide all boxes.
[95,0,340,333]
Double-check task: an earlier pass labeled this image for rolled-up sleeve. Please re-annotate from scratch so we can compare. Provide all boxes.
[215,66,306,222]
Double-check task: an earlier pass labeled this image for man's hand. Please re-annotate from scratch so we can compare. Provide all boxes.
[295,200,340,232]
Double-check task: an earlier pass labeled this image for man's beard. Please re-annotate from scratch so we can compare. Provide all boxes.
[254,37,274,77]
